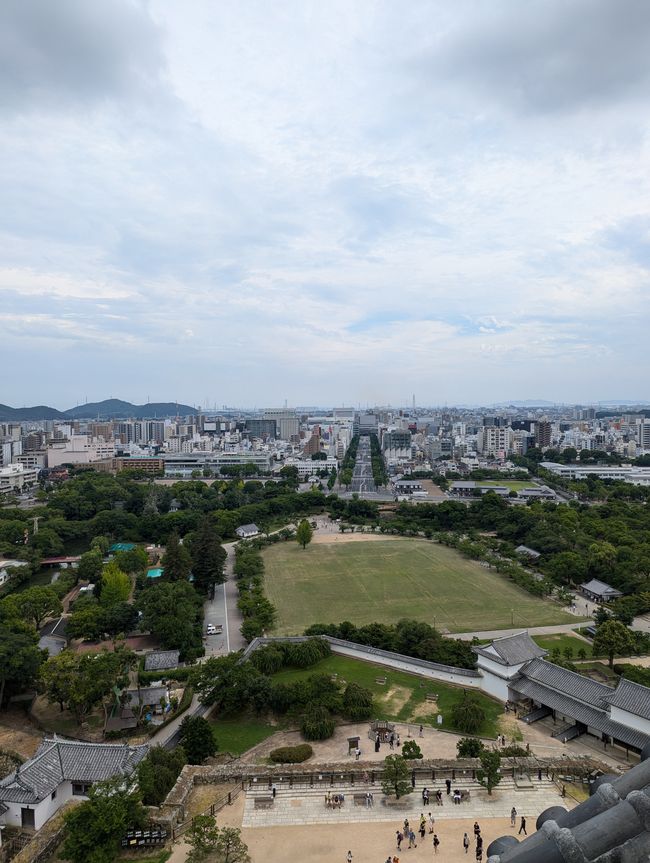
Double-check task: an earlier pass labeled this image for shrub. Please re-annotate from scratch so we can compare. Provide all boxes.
[456,737,485,758]
[284,638,331,668]
[450,691,486,735]
[501,745,529,757]
[250,645,285,675]
[342,682,373,721]
[401,740,423,759]
[301,704,335,740]
[269,744,313,764]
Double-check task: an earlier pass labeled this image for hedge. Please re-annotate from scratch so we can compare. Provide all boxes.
[269,744,313,764]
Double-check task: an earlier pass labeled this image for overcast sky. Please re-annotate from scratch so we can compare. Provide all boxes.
[2,0,650,409]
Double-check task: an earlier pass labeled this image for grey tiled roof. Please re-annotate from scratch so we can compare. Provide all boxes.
[513,677,649,751]
[473,632,547,666]
[580,578,622,597]
[0,738,148,804]
[520,658,613,707]
[124,686,168,707]
[606,678,650,720]
[144,650,180,671]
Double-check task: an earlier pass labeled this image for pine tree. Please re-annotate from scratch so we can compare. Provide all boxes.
[190,517,227,595]
[162,531,192,582]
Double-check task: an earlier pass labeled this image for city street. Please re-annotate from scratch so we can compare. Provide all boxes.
[350,435,376,494]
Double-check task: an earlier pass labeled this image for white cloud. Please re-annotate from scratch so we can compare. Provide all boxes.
[1,0,650,407]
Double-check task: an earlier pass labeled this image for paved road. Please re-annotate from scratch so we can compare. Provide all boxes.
[350,436,376,494]
[203,542,246,656]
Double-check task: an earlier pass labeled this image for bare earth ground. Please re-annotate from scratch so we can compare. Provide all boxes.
[168,793,559,863]
[311,532,400,544]
[0,712,42,760]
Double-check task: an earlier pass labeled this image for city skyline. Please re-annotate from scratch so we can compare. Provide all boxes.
[2,1,650,406]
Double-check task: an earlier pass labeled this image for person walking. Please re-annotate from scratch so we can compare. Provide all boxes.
[428,813,435,834]
[419,724,424,738]
[422,787,427,805]
[473,822,481,839]
[445,778,452,795]
[432,834,440,854]
[355,747,361,761]
[463,833,470,854]
[436,789,443,806]
[476,846,483,862]
[408,829,417,849]
[271,783,277,799]
[346,852,353,863]
[396,831,403,851]
[510,807,517,827]
[519,816,527,836]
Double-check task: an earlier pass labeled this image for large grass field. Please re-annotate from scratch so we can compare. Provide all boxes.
[263,538,578,634]
[477,480,533,491]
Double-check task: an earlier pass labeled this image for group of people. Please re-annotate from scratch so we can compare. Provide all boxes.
[374,731,401,753]
[394,817,440,854]
[325,791,345,809]
[511,807,527,835]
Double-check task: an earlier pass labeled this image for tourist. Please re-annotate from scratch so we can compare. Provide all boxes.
[510,807,517,827]
[424,788,430,805]
[419,814,426,838]
[436,789,443,806]
[368,792,374,807]
[538,767,543,781]
[396,831,403,850]
[355,747,361,761]
[375,734,381,753]
[519,816,527,835]
[463,833,470,854]
[476,835,483,852]
[389,732,395,750]
[432,834,440,854]
[428,813,435,833]
[392,857,399,863]
[453,789,461,805]
[271,783,277,798]
[346,851,353,863]
[473,821,481,839]
[403,818,410,836]
[408,829,417,849]
[396,733,401,747]
[445,778,452,795]
[419,724,424,737]
[411,772,416,789]
[476,846,483,861]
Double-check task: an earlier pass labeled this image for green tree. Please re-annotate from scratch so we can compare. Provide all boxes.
[137,746,186,806]
[114,546,149,575]
[66,604,104,641]
[186,817,250,863]
[162,531,192,581]
[90,535,110,554]
[190,517,227,595]
[296,519,313,550]
[381,753,412,800]
[456,737,485,758]
[41,648,134,725]
[99,560,131,607]
[0,620,43,707]
[1,585,61,629]
[401,740,423,759]
[180,715,217,764]
[593,620,634,668]
[192,653,261,713]
[342,682,373,721]
[450,691,486,734]
[301,704,335,740]
[476,749,502,795]
[138,581,203,661]
[76,549,104,583]
[101,602,138,643]
[61,776,146,863]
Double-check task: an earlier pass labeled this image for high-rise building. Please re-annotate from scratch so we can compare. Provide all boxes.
[535,421,552,449]
[263,409,300,441]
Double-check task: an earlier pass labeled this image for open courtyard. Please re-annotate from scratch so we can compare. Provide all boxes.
[263,537,577,634]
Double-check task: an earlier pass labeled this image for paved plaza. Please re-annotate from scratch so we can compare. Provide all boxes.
[242,777,567,828]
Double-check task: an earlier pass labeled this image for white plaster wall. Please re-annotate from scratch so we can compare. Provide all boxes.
[329,643,482,687]
[476,655,527,680]
[0,782,76,831]
[479,671,510,701]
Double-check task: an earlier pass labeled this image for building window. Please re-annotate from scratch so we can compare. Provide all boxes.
[72,782,92,796]
[51,790,57,800]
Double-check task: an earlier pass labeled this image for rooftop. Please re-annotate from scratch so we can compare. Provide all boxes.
[473,631,547,667]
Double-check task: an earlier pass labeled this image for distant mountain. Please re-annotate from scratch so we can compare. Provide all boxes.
[0,399,196,421]
[0,403,67,422]
[65,400,196,419]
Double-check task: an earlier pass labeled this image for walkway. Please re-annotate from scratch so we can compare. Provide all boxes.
[452,622,587,641]
[203,541,245,656]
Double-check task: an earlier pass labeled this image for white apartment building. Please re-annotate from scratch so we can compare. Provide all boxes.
[477,426,513,457]
[46,435,115,468]
[0,463,38,495]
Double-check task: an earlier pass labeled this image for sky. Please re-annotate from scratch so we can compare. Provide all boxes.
[1,0,650,409]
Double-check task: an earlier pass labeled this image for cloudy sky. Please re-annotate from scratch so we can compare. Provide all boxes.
[2,0,650,409]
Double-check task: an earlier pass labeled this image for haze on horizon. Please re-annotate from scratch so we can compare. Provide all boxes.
[1,0,650,409]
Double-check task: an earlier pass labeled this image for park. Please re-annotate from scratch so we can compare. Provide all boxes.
[262,535,578,635]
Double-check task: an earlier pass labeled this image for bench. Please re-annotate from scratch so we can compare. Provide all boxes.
[457,790,470,802]
[254,797,274,809]
[375,677,387,685]
[353,794,369,806]
[425,693,439,702]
